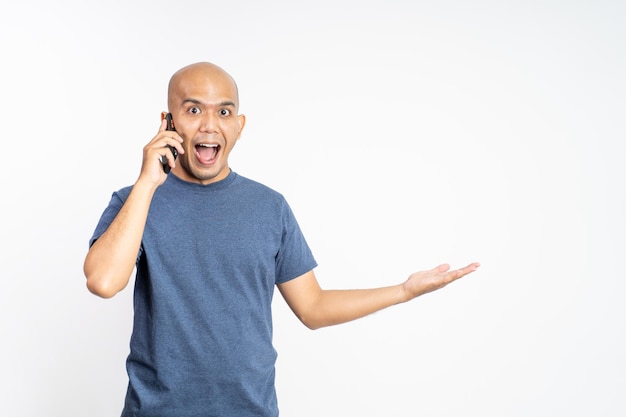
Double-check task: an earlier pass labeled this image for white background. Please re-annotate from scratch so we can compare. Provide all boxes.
[1,1,624,416]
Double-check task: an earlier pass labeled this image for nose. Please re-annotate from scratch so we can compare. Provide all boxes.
[199,112,218,133]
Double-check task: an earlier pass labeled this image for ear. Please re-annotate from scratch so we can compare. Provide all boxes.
[236,114,246,140]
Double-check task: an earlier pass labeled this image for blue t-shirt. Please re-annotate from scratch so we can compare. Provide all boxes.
[89,171,317,417]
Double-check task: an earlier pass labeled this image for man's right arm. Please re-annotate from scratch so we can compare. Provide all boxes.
[84,117,184,298]
[83,179,158,298]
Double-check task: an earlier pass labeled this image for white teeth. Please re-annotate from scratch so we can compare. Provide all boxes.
[197,144,218,148]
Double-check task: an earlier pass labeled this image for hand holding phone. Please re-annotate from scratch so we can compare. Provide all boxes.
[161,113,178,173]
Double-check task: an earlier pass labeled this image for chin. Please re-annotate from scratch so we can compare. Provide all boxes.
[194,165,227,183]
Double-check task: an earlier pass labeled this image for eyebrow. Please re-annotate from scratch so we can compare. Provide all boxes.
[182,98,237,107]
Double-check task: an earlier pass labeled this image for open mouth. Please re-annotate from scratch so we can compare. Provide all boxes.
[195,143,220,165]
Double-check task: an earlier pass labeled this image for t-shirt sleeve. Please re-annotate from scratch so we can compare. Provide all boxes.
[274,200,317,284]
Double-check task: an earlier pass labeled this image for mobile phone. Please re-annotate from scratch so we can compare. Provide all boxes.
[161,113,178,173]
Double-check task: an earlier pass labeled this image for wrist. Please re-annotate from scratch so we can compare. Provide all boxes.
[397,282,411,304]
[134,176,160,194]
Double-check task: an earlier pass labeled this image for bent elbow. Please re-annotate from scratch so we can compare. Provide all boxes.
[85,276,121,299]
[298,313,326,331]
[83,256,130,298]
[84,265,125,299]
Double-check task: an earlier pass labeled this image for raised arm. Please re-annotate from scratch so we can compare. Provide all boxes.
[83,118,183,298]
[277,262,480,330]
[83,179,158,298]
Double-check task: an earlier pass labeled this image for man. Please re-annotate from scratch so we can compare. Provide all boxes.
[84,61,479,416]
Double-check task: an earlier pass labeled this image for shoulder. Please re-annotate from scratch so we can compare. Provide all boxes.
[233,172,285,201]
[109,184,134,204]
[231,173,299,219]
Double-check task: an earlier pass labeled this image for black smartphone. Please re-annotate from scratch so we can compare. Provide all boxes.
[161,113,179,173]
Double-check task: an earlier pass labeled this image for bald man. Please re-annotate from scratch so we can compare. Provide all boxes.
[84,62,479,416]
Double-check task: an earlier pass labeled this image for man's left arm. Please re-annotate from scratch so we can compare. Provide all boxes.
[277,262,480,330]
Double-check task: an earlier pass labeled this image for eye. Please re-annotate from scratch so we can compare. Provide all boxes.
[188,106,201,115]
[219,108,231,116]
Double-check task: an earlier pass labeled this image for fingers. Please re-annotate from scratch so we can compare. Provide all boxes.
[155,115,184,158]
[460,262,480,274]
[151,128,184,163]
[423,262,480,288]
[158,117,168,132]
[403,262,480,299]
[445,262,480,282]
[139,123,185,183]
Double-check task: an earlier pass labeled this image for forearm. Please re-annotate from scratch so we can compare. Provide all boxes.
[84,179,157,298]
[303,285,408,330]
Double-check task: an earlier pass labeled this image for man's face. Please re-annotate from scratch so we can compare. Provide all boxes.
[169,67,245,185]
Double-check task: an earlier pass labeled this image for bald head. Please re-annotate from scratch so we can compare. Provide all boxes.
[168,62,240,111]
[162,62,246,185]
